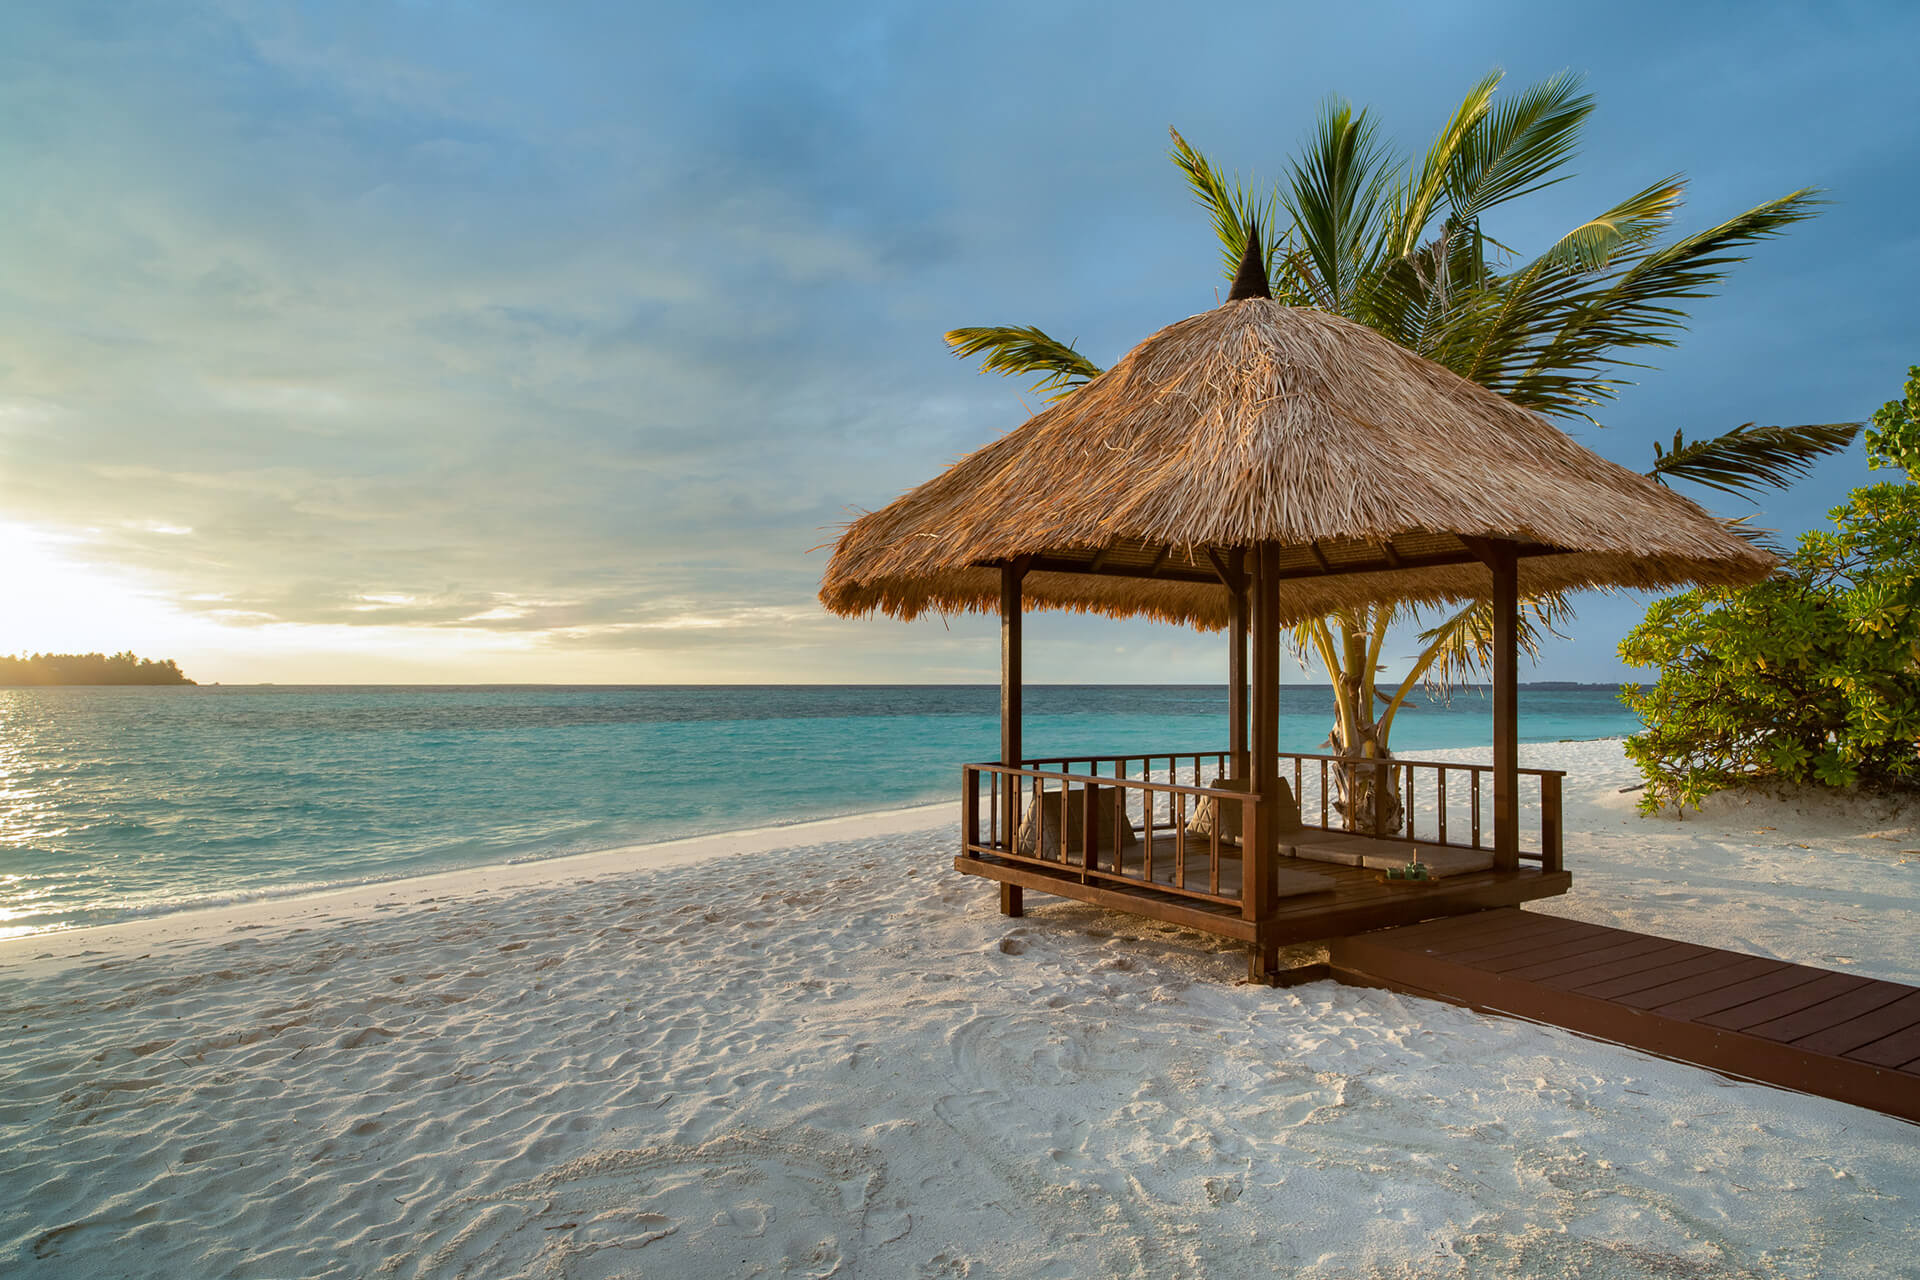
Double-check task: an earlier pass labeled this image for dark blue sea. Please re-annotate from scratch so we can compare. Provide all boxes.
[0,684,1638,938]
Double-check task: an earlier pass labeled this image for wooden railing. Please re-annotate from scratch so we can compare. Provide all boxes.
[962,763,1258,907]
[1017,749,1564,872]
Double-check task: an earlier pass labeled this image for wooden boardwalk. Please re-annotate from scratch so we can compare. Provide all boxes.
[1330,908,1920,1124]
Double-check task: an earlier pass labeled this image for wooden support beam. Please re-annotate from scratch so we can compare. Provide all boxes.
[1204,546,1243,590]
[1486,540,1520,871]
[1227,547,1248,780]
[1000,559,1028,915]
[1306,541,1333,573]
[1376,539,1404,569]
[1022,555,1219,586]
[1245,542,1282,979]
[1146,544,1172,575]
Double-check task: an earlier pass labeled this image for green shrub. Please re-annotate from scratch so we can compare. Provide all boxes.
[1866,364,1919,476]
[1619,372,1920,813]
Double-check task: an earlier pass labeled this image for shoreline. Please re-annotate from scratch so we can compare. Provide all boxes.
[0,799,955,980]
[1,736,1630,958]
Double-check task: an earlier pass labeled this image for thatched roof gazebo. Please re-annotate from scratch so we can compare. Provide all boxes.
[821,247,1772,982]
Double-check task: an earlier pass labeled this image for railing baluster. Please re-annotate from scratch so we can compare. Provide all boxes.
[1143,775,1155,884]
[1174,792,1186,890]
[987,772,997,849]
[1471,769,1482,849]
[1080,783,1094,873]
[1437,767,1447,846]
[1055,779,1068,868]
[1402,763,1413,839]
[1372,758,1389,837]
[1209,806,1221,897]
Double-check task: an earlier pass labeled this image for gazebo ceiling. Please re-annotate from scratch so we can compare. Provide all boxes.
[1012,530,1562,587]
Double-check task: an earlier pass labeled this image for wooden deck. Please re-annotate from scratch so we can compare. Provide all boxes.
[956,833,1571,947]
[1330,908,1920,1124]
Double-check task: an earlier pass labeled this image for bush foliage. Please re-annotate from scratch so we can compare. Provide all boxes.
[1866,363,1920,476]
[1620,370,1920,812]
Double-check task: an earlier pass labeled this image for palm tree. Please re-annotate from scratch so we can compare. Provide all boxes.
[947,72,1858,829]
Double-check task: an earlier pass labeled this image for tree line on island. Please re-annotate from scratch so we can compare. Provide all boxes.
[0,651,195,686]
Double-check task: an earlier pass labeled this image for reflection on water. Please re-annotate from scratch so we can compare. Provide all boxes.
[0,684,1639,939]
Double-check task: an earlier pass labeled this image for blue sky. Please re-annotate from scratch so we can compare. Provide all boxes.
[0,0,1913,684]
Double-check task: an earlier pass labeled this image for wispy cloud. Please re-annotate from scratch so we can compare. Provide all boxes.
[0,1,1912,681]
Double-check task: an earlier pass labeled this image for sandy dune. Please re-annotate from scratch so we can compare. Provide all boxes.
[2,740,1915,1278]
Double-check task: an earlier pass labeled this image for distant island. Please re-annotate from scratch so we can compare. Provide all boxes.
[0,651,196,686]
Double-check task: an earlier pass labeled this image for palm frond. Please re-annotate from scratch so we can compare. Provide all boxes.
[1283,98,1400,312]
[1444,70,1593,223]
[1447,188,1824,417]
[1647,420,1861,496]
[1384,69,1501,259]
[1718,512,1785,556]
[1168,127,1281,285]
[1538,178,1683,271]
[1514,189,1825,408]
[1414,591,1576,696]
[944,325,1104,402]
[1368,74,1600,361]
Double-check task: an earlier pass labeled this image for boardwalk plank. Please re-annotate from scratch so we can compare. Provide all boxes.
[1574,947,1762,1002]
[1614,955,1785,1011]
[1700,972,1871,1032]
[1540,941,1717,991]
[1797,990,1920,1057]
[1497,934,1676,982]
[1743,981,1917,1045]
[1843,1021,1920,1069]
[1432,918,1615,966]
[1649,965,1830,1022]
[1329,908,1920,1125]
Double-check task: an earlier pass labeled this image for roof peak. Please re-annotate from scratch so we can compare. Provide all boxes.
[1226,220,1271,302]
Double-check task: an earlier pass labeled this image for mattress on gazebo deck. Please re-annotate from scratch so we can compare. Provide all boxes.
[1287,831,1495,878]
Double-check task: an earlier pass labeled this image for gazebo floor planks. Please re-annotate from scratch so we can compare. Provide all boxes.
[1329,908,1920,1124]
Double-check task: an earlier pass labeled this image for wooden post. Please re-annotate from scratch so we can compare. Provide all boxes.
[1228,547,1249,781]
[1000,560,1026,916]
[1245,543,1281,981]
[1540,772,1563,873]
[1488,541,1520,872]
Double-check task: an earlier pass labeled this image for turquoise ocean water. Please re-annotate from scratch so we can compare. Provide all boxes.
[0,684,1638,939]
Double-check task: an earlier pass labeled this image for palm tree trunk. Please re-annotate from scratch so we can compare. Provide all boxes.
[1325,613,1404,834]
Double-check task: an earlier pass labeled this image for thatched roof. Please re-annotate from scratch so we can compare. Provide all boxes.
[819,300,1775,630]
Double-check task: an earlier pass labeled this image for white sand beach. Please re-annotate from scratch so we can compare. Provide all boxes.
[3,739,1916,1278]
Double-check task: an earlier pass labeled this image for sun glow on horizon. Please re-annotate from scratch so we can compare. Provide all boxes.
[0,522,559,682]
[0,522,206,659]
